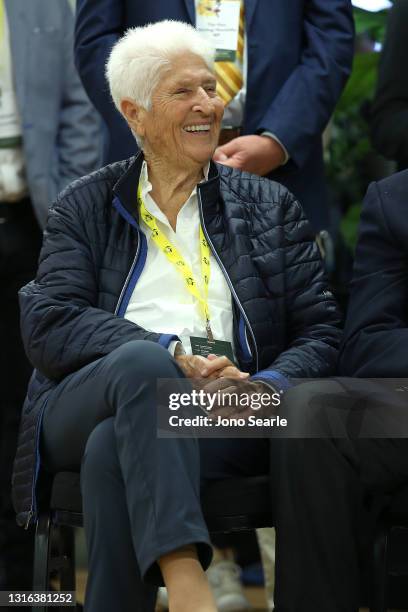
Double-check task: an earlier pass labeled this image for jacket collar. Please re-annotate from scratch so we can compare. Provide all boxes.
[183,0,195,24]
[112,152,221,222]
[244,0,259,32]
[112,152,144,221]
[197,162,221,220]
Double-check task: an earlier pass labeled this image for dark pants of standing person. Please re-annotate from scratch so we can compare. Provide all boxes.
[269,380,408,612]
[40,340,408,612]
[0,199,42,593]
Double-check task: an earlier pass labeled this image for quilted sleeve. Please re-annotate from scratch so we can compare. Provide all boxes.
[19,193,161,381]
[256,188,342,383]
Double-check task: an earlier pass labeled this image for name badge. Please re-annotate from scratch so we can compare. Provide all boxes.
[196,0,241,62]
[190,336,235,363]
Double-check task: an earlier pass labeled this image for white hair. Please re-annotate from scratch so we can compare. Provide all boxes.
[106,20,215,114]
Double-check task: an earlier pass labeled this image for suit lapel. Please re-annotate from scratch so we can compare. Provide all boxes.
[4,0,28,112]
[183,0,196,24]
[244,0,259,32]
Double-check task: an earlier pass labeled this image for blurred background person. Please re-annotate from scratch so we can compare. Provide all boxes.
[74,0,354,234]
[0,0,101,597]
[371,0,408,171]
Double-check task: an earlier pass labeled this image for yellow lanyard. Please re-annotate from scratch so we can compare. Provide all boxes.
[137,183,214,341]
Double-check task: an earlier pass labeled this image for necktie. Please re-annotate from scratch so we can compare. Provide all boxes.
[215,0,244,105]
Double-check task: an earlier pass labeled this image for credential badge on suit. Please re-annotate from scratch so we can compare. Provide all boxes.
[196,0,241,62]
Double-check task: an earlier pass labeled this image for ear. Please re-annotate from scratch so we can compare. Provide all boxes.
[120,98,146,139]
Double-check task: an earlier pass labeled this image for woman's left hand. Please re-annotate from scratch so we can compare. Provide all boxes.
[176,353,249,381]
[205,353,250,381]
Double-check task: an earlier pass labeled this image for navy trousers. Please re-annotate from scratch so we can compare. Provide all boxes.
[270,380,408,612]
[41,340,269,612]
[41,340,408,612]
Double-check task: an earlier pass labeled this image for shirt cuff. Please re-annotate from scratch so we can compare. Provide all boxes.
[168,340,186,357]
[261,132,290,165]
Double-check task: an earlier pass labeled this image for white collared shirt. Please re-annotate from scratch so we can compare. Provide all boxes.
[124,162,234,355]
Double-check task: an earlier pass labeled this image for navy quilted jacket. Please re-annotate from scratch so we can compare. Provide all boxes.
[12,154,341,527]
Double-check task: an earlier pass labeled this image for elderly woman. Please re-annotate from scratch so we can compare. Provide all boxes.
[13,20,340,612]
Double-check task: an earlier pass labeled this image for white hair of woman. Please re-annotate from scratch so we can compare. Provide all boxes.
[106,20,215,115]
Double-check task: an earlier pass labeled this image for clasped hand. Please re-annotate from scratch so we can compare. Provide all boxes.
[175,352,247,381]
[175,353,273,418]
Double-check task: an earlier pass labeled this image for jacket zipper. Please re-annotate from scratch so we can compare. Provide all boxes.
[24,510,34,530]
[113,189,258,368]
[25,398,49,529]
[197,190,259,372]
[114,233,141,316]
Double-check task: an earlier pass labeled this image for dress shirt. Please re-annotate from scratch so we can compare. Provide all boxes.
[124,161,235,357]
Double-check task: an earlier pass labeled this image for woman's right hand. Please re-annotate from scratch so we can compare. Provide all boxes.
[175,354,249,381]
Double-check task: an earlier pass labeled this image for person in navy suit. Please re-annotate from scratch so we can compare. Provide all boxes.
[74,0,354,231]
[270,170,408,611]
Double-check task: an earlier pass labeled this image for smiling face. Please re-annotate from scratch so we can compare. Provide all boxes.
[121,53,224,171]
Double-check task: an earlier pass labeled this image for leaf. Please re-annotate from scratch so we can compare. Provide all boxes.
[353,7,389,36]
[335,52,379,111]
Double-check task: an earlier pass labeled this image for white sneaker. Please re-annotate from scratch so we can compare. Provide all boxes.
[155,586,169,611]
[207,560,251,612]
[155,561,251,612]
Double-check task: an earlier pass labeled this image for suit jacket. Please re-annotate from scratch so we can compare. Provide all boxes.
[5,0,102,227]
[74,0,354,231]
[339,170,408,377]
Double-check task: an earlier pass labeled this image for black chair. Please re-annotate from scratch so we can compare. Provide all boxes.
[370,484,408,612]
[32,472,272,612]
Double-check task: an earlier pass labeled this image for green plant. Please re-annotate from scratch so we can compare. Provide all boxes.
[353,6,390,41]
[326,6,391,251]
